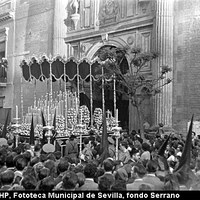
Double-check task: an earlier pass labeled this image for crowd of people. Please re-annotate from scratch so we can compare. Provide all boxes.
[0,127,200,191]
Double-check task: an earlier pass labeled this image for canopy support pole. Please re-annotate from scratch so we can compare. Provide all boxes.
[113,74,117,119]
[90,64,93,127]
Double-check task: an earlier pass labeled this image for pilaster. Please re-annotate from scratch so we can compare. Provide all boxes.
[154,0,174,126]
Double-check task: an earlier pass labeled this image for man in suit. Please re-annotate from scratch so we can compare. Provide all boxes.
[142,160,164,190]
[78,162,98,190]
[64,135,78,159]
[0,170,15,190]
[108,137,116,159]
[99,159,115,186]
[127,163,154,190]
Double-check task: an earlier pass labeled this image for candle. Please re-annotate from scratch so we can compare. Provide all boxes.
[16,105,18,119]
[116,109,118,123]
[47,105,49,124]
[80,109,83,124]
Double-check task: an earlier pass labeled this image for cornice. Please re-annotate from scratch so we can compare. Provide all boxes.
[64,16,154,44]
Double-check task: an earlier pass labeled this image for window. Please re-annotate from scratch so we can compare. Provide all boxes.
[0,28,7,83]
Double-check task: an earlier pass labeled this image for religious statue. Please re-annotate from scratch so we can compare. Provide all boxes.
[70,0,80,30]
[70,0,79,14]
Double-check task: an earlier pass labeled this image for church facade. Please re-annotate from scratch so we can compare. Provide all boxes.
[0,0,199,135]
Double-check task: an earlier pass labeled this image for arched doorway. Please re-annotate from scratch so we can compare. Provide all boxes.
[90,45,130,130]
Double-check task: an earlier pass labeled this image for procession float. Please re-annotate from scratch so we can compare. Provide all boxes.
[3,55,123,155]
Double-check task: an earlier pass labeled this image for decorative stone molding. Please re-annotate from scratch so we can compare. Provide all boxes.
[138,0,150,14]
[99,0,120,25]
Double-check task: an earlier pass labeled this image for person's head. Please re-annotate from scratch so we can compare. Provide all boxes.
[44,159,56,178]
[133,164,146,178]
[30,156,40,167]
[74,163,84,173]
[6,153,15,168]
[119,141,128,151]
[76,172,85,187]
[69,135,76,141]
[33,162,44,176]
[83,137,91,148]
[0,170,15,185]
[39,176,55,191]
[38,167,50,180]
[94,168,105,183]
[98,176,112,191]
[22,166,36,178]
[13,146,22,155]
[115,168,128,182]
[15,158,28,171]
[169,148,175,156]
[23,151,32,163]
[54,151,61,160]
[84,162,97,178]
[47,153,56,162]
[142,143,150,152]
[39,153,48,163]
[146,160,158,173]
[123,164,132,178]
[103,159,114,172]
[62,171,78,190]
[19,136,26,144]
[0,154,5,168]
[7,139,14,147]
[57,160,69,174]
[24,143,31,151]
[177,144,183,152]
[130,148,140,161]
[34,144,41,153]
[21,175,37,190]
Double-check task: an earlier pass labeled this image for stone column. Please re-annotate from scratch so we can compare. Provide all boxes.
[154,0,174,126]
[53,0,69,56]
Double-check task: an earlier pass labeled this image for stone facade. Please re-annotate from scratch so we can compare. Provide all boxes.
[0,0,14,123]
[1,0,200,135]
[173,0,200,134]
[64,0,159,131]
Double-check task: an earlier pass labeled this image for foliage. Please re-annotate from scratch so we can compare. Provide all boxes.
[95,46,172,108]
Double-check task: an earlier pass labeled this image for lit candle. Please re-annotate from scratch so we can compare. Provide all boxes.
[16,105,18,119]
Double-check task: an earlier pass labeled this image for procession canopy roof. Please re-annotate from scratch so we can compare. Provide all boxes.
[20,55,103,82]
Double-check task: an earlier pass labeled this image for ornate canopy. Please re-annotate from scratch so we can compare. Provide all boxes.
[20,55,102,82]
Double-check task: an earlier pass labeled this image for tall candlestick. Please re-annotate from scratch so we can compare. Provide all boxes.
[16,105,18,119]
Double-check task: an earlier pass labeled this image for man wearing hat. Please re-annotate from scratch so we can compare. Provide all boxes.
[65,135,78,159]
[108,137,115,159]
